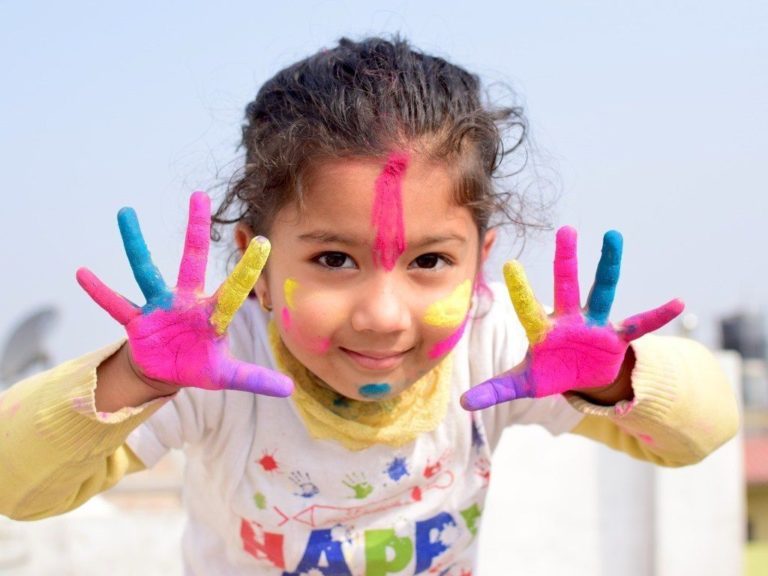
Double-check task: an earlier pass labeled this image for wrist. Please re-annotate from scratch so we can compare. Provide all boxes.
[95,344,177,412]
[578,347,636,406]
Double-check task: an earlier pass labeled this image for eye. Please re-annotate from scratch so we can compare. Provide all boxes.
[410,253,451,270]
[315,251,357,269]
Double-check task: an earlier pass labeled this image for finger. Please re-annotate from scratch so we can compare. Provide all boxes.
[217,356,293,397]
[118,207,172,307]
[177,192,211,293]
[460,372,534,411]
[211,237,270,334]
[585,230,623,325]
[554,226,581,314]
[620,298,685,342]
[76,267,140,325]
[503,261,549,345]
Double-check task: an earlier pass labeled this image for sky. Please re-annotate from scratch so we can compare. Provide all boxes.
[1,0,766,371]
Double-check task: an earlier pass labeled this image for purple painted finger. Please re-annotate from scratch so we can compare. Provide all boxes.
[554,226,580,314]
[460,371,534,411]
[218,356,294,397]
[620,298,685,342]
[177,192,211,293]
[76,267,140,325]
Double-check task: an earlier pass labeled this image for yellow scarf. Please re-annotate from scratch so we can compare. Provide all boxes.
[268,323,452,451]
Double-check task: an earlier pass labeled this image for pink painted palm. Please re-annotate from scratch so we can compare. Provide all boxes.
[76,192,293,397]
[461,226,683,410]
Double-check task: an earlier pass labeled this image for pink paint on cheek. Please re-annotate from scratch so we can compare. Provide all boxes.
[281,307,293,330]
[371,153,409,270]
[281,307,331,355]
[428,316,469,359]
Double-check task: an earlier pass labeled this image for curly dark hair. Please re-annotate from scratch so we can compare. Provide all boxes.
[212,36,544,245]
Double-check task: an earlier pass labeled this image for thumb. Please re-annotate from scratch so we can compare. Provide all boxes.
[216,356,293,397]
[461,369,534,411]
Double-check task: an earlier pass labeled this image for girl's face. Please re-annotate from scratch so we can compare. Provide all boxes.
[245,154,495,401]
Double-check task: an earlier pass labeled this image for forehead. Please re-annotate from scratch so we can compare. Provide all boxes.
[275,155,477,237]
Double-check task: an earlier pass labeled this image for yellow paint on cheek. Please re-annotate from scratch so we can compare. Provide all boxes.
[423,280,473,328]
[284,278,299,309]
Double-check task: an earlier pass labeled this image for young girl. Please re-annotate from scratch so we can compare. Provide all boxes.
[0,37,738,575]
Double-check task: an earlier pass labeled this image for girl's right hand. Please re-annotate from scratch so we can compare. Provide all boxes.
[76,192,294,398]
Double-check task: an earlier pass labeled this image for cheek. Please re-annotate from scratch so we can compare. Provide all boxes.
[426,316,470,359]
[422,280,472,328]
[421,280,473,359]
[278,282,341,355]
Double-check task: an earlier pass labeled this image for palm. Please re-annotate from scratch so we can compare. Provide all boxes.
[461,226,683,410]
[77,192,293,397]
[125,302,225,388]
[525,315,627,398]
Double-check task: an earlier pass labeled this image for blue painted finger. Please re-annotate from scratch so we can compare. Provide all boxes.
[118,207,172,310]
[586,230,623,325]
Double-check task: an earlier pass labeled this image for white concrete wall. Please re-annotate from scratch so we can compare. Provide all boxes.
[479,351,745,576]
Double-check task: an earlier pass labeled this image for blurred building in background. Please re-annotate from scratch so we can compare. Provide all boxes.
[720,311,768,575]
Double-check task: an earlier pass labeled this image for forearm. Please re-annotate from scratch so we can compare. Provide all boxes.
[0,343,166,520]
[568,335,739,466]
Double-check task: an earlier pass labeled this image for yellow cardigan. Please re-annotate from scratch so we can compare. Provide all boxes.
[0,335,740,521]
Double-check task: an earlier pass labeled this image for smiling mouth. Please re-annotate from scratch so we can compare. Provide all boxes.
[340,348,411,371]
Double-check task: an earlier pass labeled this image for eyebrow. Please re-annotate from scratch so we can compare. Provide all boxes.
[297,230,467,248]
[297,231,366,246]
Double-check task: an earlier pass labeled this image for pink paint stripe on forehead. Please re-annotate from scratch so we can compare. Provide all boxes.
[371,153,409,270]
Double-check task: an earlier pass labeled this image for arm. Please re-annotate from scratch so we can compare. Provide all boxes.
[568,335,739,467]
[0,342,156,520]
[0,192,292,520]
[463,226,737,464]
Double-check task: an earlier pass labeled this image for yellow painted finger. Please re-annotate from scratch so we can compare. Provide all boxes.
[211,237,270,334]
[503,261,549,345]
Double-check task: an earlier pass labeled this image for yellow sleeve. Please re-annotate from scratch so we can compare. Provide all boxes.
[0,341,170,521]
[567,335,740,467]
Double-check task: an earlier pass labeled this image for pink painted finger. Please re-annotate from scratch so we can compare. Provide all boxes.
[553,226,580,314]
[217,356,294,397]
[76,267,140,325]
[177,191,211,293]
[620,298,685,341]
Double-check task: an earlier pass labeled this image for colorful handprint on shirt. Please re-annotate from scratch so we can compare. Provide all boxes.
[461,226,683,410]
[76,191,293,397]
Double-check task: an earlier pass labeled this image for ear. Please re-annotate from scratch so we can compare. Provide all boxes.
[479,228,497,266]
[235,223,272,309]
[234,222,253,253]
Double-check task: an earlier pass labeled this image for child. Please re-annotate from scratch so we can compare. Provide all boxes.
[0,37,738,575]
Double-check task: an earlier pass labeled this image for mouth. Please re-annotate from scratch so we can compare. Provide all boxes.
[340,347,411,371]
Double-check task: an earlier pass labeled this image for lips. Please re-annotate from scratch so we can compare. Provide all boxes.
[340,347,410,371]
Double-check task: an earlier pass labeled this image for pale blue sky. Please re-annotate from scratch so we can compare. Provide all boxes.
[1,0,766,366]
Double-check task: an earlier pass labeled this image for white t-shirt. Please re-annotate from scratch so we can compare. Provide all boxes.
[127,284,583,575]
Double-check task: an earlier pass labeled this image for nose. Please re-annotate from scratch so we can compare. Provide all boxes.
[350,274,412,334]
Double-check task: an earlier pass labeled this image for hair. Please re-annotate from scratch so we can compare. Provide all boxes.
[212,36,548,247]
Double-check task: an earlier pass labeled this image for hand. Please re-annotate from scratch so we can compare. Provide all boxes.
[76,192,293,397]
[461,226,683,410]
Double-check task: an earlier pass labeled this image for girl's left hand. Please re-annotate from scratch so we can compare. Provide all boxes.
[461,226,684,411]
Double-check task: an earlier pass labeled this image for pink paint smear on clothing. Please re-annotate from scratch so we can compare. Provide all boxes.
[428,316,469,359]
[371,153,409,270]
